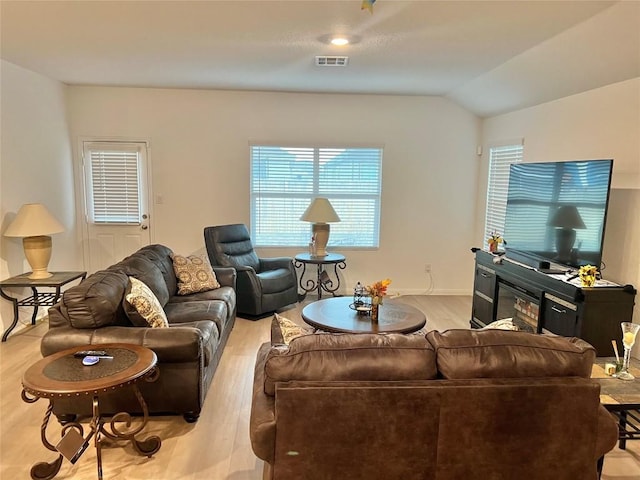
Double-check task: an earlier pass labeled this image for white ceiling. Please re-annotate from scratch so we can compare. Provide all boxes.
[1,1,639,117]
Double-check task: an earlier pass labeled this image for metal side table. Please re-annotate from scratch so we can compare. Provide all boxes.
[0,271,86,341]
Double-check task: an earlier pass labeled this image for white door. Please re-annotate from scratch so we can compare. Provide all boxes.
[82,141,151,272]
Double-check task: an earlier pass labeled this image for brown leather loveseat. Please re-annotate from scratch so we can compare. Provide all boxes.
[42,244,236,422]
[250,328,618,479]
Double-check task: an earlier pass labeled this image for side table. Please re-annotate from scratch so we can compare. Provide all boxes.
[0,271,86,341]
[294,253,346,300]
[22,343,161,480]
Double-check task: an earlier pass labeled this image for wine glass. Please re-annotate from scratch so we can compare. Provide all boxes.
[617,322,640,381]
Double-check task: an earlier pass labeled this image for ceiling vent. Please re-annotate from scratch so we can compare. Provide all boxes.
[315,56,349,67]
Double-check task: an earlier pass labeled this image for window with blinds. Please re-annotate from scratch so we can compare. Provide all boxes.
[250,145,383,247]
[484,143,524,243]
[84,143,144,224]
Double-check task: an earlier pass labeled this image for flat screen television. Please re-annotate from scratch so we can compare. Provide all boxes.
[503,159,613,271]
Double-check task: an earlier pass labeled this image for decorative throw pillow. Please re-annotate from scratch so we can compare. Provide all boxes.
[481,318,519,331]
[274,313,314,345]
[125,276,169,328]
[171,253,220,295]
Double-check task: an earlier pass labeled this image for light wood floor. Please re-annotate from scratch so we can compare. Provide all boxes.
[1,295,638,479]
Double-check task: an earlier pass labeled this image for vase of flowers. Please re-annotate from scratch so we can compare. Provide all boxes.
[366,279,391,323]
[487,231,503,253]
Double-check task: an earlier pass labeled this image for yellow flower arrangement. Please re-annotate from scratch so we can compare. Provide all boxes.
[578,265,598,287]
[487,231,503,252]
[366,278,391,304]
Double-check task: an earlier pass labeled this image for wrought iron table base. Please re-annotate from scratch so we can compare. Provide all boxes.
[22,372,161,480]
[295,259,346,300]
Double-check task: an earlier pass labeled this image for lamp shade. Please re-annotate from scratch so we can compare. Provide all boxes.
[300,198,341,223]
[4,203,64,237]
[549,205,586,229]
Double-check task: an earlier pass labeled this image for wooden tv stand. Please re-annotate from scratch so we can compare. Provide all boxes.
[471,250,636,356]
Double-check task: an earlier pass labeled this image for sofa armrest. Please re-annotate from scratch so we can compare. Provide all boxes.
[595,405,619,460]
[259,257,294,273]
[41,325,204,363]
[213,266,237,289]
[250,342,276,464]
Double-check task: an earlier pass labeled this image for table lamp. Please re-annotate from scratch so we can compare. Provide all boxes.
[300,197,340,257]
[4,203,65,279]
[549,205,585,264]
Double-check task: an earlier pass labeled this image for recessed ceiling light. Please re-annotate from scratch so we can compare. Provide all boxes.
[318,34,361,46]
[330,37,350,46]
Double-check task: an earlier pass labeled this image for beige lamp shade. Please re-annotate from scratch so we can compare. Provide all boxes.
[4,203,65,279]
[300,198,340,257]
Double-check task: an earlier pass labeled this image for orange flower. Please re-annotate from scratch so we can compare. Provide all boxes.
[366,278,391,298]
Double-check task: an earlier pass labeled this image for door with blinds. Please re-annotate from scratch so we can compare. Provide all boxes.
[82,141,151,272]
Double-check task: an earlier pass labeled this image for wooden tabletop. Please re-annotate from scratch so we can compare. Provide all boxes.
[302,296,426,334]
[22,343,157,398]
[294,253,345,264]
[592,358,640,408]
[0,271,86,287]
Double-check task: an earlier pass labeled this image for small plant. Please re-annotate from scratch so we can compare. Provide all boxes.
[578,265,598,287]
[366,279,391,304]
[487,231,503,252]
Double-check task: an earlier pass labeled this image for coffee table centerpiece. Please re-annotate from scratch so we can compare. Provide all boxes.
[350,279,391,322]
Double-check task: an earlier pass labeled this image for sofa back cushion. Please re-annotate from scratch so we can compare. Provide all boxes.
[60,270,130,329]
[263,333,437,396]
[114,250,170,306]
[426,329,595,379]
[131,244,178,295]
[204,224,260,271]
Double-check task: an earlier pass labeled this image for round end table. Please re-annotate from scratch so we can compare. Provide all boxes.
[22,343,161,480]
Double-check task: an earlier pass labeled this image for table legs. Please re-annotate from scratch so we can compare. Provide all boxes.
[295,261,346,300]
[22,379,161,480]
[0,288,20,342]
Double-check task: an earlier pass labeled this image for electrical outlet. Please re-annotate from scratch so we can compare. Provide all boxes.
[424,264,431,273]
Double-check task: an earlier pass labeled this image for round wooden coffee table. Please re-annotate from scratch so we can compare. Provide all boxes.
[302,296,426,334]
[22,343,161,480]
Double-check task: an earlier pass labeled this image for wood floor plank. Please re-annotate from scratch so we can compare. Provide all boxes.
[1,295,637,479]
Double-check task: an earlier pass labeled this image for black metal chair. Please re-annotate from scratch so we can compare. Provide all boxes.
[204,224,298,318]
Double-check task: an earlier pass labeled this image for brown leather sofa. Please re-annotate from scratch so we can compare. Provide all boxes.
[42,244,236,422]
[250,329,618,479]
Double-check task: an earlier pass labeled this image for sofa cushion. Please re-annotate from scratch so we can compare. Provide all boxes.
[116,253,171,306]
[164,299,229,333]
[61,270,130,329]
[426,329,595,379]
[263,333,437,396]
[133,244,179,295]
[257,268,295,294]
[125,277,169,328]
[171,253,220,295]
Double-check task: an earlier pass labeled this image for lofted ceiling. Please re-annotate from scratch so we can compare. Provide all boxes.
[1,0,639,117]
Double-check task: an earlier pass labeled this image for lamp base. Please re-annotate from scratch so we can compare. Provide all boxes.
[312,223,330,257]
[23,235,54,279]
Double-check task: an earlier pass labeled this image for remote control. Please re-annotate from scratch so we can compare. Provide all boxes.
[74,350,107,357]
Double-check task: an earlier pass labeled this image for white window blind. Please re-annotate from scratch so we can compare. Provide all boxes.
[484,143,524,242]
[84,143,143,224]
[250,145,383,248]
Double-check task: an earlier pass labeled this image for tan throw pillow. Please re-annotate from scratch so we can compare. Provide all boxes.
[171,253,220,295]
[275,313,313,345]
[125,277,169,328]
[481,318,519,331]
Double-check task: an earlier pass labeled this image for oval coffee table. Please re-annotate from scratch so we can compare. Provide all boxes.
[302,296,426,334]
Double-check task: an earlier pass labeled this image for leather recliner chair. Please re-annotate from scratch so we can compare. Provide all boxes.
[204,224,299,317]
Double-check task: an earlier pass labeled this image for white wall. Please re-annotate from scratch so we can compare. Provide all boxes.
[0,60,81,333]
[481,78,640,341]
[66,86,481,295]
